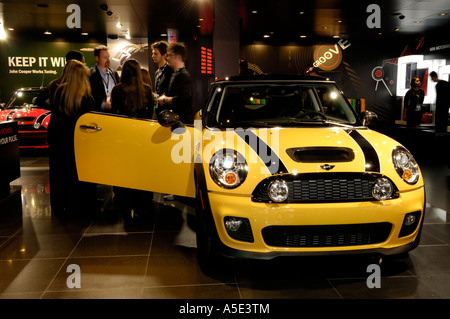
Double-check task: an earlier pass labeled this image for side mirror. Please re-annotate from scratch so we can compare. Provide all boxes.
[157,109,181,127]
[359,110,378,126]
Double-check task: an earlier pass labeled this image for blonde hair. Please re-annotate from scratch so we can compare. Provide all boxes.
[57,60,91,116]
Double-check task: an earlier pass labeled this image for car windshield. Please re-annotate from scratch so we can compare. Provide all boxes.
[207,83,359,128]
[6,90,42,109]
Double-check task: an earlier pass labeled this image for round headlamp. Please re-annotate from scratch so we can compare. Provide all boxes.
[372,177,394,200]
[392,147,420,184]
[209,149,248,189]
[268,179,289,202]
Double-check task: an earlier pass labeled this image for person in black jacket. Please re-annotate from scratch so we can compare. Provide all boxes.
[430,71,450,133]
[89,45,119,112]
[47,60,96,215]
[403,76,425,127]
[151,41,173,118]
[156,42,193,124]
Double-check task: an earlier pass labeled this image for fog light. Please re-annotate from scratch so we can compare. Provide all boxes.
[372,178,393,200]
[225,217,242,232]
[268,179,289,202]
[404,214,416,226]
[224,217,254,242]
[399,211,421,238]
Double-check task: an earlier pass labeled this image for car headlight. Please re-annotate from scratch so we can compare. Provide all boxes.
[268,179,289,202]
[372,177,394,200]
[392,146,420,184]
[209,149,248,189]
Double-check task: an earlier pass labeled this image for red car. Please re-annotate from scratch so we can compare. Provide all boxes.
[0,87,50,149]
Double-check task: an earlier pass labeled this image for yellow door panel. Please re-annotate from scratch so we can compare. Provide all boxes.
[74,112,195,198]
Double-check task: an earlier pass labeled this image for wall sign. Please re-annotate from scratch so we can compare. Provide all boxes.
[0,121,20,185]
[313,44,343,71]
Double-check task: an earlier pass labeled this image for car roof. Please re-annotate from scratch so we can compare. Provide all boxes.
[14,87,46,93]
[214,74,333,84]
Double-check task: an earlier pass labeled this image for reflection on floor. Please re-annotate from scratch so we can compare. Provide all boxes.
[0,135,449,300]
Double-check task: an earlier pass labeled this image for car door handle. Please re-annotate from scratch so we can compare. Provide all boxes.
[79,124,102,131]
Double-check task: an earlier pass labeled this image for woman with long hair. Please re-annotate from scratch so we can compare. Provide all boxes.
[48,60,96,215]
[111,59,155,222]
[111,58,154,117]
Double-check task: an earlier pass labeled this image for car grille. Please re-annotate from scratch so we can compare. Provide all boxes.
[262,223,392,247]
[14,117,37,122]
[252,173,398,203]
[18,124,47,131]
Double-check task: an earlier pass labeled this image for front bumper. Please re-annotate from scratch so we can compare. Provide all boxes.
[207,186,425,259]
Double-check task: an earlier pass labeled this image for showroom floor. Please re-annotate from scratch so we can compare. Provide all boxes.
[0,131,449,300]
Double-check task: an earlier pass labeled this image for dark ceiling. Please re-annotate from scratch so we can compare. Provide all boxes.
[0,0,449,42]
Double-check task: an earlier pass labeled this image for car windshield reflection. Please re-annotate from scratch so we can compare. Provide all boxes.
[211,83,358,127]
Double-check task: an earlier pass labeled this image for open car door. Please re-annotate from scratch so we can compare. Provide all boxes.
[74,112,195,198]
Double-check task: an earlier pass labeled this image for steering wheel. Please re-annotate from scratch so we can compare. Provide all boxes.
[296,111,327,120]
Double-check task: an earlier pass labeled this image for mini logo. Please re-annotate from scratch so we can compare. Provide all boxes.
[319,164,335,171]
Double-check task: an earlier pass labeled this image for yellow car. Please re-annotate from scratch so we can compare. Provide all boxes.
[74,74,425,260]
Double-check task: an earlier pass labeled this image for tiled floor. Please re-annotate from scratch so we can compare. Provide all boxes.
[0,130,449,300]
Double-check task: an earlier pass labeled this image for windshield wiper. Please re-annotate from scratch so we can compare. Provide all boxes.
[287,119,328,125]
[320,120,365,129]
[235,120,278,127]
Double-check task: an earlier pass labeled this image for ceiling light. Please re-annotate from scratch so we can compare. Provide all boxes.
[252,10,258,14]
[81,32,88,36]
[263,34,270,38]
[300,35,307,38]
[44,30,52,35]
[299,11,305,15]
[439,13,448,16]
[8,27,14,31]
[0,23,6,40]
[394,27,400,31]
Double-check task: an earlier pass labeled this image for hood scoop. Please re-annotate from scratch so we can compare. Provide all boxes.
[286,147,355,163]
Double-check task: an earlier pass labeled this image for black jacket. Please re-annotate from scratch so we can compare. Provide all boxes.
[89,65,119,111]
[154,63,173,97]
[163,67,193,124]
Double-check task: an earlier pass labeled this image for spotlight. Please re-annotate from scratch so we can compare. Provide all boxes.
[100,4,108,11]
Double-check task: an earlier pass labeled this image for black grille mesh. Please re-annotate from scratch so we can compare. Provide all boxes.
[262,223,392,247]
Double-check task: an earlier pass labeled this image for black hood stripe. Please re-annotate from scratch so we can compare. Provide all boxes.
[235,129,289,175]
[36,111,51,125]
[6,110,17,121]
[346,130,380,172]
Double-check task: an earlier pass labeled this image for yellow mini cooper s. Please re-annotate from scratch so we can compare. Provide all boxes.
[74,74,425,260]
